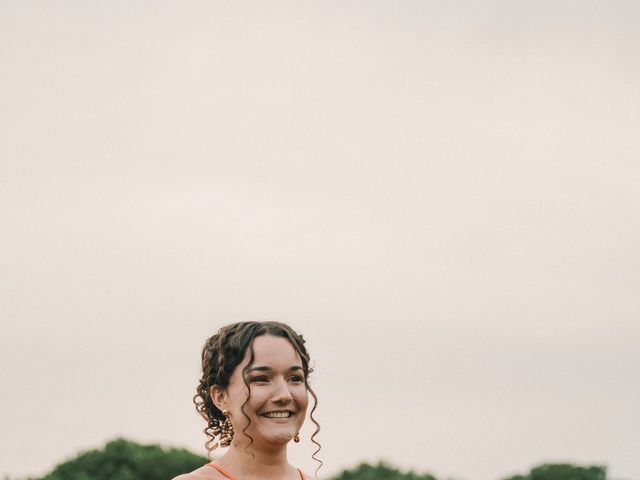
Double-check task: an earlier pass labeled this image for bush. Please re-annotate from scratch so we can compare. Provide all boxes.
[38,438,207,480]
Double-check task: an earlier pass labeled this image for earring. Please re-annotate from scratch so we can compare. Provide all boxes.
[294,432,300,443]
[212,410,234,447]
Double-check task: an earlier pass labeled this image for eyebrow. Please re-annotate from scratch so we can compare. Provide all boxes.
[246,365,303,373]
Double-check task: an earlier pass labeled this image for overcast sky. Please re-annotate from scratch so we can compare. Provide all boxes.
[1,2,639,480]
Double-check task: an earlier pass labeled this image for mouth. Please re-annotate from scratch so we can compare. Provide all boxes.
[259,410,294,419]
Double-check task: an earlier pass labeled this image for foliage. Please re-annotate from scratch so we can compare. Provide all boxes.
[330,461,438,480]
[19,438,610,480]
[503,463,607,480]
[37,438,207,480]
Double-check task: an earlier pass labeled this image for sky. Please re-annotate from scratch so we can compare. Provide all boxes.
[1,1,639,480]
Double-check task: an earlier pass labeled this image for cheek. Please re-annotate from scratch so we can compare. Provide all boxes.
[247,387,270,409]
[297,388,310,411]
[228,385,250,413]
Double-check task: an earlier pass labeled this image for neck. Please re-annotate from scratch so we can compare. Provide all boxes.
[218,437,291,478]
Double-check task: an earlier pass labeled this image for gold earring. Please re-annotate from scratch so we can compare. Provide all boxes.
[213,410,234,447]
[294,432,300,443]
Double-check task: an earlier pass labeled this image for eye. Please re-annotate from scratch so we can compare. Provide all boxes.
[250,376,269,383]
[288,375,304,383]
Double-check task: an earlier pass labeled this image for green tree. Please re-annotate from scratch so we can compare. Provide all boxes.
[330,461,438,480]
[503,463,607,480]
[38,438,207,480]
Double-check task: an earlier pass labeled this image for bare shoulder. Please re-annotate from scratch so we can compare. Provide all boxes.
[171,473,207,480]
[171,465,224,480]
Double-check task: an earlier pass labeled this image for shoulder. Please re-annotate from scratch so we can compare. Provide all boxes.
[171,474,208,480]
[171,465,224,480]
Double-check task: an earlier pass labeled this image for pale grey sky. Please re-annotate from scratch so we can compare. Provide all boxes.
[1,2,639,480]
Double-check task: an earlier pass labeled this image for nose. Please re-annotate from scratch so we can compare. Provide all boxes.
[272,377,294,404]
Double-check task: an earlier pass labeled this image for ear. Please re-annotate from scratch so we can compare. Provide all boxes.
[210,385,228,412]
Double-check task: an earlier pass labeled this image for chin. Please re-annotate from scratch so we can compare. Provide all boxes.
[262,431,295,445]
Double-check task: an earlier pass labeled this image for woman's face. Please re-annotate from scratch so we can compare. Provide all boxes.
[214,334,309,447]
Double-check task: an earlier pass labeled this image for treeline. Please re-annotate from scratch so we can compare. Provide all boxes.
[5,438,608,480]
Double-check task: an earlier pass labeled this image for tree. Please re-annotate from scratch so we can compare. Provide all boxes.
[503,463,607,480]
[38,438,207,480]
[331,461,438,480]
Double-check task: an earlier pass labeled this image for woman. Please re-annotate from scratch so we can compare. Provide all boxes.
[173,321,321,480]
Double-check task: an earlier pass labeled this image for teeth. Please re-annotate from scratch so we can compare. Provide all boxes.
[262,412,291,418]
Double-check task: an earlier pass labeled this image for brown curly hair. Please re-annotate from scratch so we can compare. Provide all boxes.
[193,321,322,473]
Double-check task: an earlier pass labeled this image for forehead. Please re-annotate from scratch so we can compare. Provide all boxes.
[240,334,302,368]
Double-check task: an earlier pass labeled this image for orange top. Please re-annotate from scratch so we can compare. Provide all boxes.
[206,463,306,480]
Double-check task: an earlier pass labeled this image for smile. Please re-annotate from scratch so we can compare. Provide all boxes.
[260,411,293,418]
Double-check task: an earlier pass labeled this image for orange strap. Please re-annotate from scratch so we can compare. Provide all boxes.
[206,463,237,480]
[206,463,305,480]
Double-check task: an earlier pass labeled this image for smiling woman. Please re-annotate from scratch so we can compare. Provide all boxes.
[172,321,321,480]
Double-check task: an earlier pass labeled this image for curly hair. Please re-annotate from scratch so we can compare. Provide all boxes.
[193,321,322,475]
